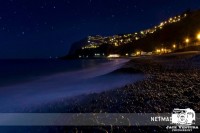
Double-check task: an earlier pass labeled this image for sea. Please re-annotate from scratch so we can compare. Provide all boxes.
[0,59,144,112]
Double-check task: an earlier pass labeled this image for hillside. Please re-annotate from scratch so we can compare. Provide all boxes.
[132,10,200,51]
[64,9,200,58]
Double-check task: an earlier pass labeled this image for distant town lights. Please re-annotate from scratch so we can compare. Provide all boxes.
[81,13,186,52]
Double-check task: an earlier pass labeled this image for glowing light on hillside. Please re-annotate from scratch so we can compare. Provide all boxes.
[185,38,190,43]
[160,22,164,26]
[114,42,118,46]
[136,51,141,55]
[197,33,200,40]
[156,49,161,53]
[173,44,176,49]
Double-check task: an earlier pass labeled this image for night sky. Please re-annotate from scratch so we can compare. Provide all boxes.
[0,0,200,58]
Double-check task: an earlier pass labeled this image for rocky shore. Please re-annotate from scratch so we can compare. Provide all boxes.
[31,52,200,132]
[38,52,200,113]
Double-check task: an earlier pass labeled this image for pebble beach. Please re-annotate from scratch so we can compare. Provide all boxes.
[25,52,200,132]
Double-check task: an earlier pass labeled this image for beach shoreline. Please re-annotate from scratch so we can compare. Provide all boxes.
[59,51,200,132]
[2,51,200,132]
[32,51,200,114]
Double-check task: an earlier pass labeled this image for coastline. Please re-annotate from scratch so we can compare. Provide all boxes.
[34,51,200,113]
[2,51,200,132]
[34,52,200,132]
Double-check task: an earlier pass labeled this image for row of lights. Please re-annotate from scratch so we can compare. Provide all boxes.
[83,14,186,49]
[135,32,200,55]
[168,32,200,52]
[184,32,200,45]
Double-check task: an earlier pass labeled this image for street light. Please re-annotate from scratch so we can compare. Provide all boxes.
[156,49,161,53]
[185,38,190,47]
[185,38,190,43]
[173,44,176,50]
[136,51,141,56]
[197,33,200,40]
[197,33,200,46]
